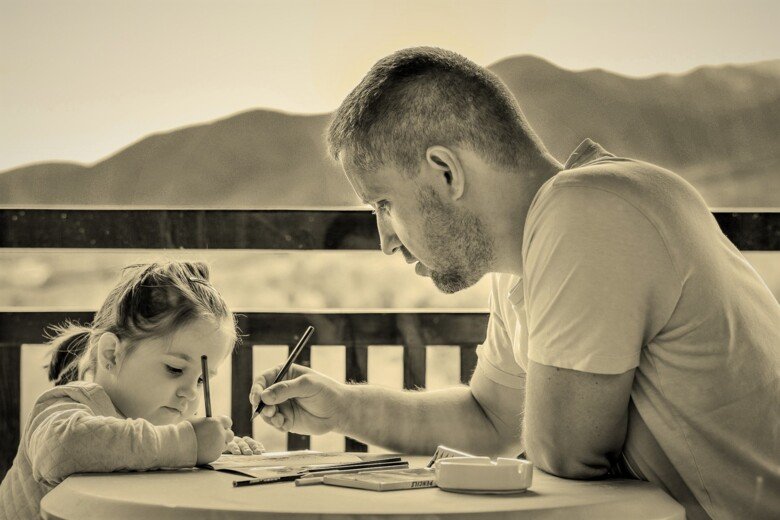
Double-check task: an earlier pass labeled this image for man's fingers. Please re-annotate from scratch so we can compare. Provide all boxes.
[261,374,319,405]
[218,415,233,428]
[249,383,264,407]
[250,363,315,406]
[262,402,294,432]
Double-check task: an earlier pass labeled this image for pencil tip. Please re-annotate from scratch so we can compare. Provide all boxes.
[250,411,259,421]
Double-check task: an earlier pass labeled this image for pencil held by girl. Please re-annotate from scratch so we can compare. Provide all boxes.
[0,261,263,520]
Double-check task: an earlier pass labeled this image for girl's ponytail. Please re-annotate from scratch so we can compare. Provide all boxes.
[46,323,92,386]
[42,261,236,385]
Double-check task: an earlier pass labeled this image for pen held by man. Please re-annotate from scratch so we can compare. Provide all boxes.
[250,325,315,421]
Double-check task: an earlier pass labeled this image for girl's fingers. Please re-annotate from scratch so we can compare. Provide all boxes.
[243,436,265,454]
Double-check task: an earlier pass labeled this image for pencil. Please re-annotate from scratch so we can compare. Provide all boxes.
[251,325,315,421]
[201,355,212,418]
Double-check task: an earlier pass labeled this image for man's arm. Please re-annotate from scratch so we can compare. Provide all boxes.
[253,363,524,457]
[523,360,635,478]
[340,366,524,456]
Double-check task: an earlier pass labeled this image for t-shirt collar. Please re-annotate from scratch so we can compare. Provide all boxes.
[564,138,614,170]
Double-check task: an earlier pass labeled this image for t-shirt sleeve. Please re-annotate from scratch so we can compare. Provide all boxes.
[523,186,680,374]
[475,274,527,389]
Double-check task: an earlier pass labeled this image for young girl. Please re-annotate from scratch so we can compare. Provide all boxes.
[0,261,263,519]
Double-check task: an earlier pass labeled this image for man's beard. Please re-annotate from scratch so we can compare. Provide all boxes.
[417,187,495,294]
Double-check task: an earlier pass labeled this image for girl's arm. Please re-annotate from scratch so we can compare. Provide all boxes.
[26,397,196,485]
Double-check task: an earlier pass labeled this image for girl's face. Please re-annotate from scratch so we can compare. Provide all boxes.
[105,318,234,425]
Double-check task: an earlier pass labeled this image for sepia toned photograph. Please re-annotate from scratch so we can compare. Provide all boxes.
[1,1,778,518]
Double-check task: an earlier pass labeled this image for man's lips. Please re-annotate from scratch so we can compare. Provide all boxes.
[415,261,431,277]
[163,406,183,415]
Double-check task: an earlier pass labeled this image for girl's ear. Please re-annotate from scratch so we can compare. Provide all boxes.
[96,332,121,372]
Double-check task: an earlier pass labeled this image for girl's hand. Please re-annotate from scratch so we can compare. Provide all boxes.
[225,436,265,455]
[188,415,234,465]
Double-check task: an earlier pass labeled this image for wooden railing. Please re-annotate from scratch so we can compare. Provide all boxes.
[1,208,778,480]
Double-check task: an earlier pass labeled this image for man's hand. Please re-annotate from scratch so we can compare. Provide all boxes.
[249,363,349,435]
[188,415,234,465]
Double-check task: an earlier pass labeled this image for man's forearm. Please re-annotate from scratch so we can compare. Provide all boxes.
[335,384,516,456]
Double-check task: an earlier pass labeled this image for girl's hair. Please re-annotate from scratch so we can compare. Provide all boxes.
[46,261,237,385]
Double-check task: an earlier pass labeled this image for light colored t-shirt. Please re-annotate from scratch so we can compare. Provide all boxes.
[0,381,197,520]
[475,139,780,519]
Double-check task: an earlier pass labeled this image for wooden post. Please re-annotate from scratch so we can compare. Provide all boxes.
[0,344,21,481]
[230,341,253,438]
[399,314,426,391]
[287,341,311,451]
[459,344,478,385]
[344,342,368,452]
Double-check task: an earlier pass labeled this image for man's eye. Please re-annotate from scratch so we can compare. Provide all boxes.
[165,365,183,375]
[372,201,389,215]
[197,377,204,386]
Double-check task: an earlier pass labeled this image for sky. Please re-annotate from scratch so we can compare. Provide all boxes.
[1,0,778,172]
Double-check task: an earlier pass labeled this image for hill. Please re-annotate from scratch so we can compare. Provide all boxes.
[2,56,778,207]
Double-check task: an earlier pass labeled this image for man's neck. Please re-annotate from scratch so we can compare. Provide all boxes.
[490,156,561,274]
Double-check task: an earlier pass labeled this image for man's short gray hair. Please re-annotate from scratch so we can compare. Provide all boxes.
[326,46,547,176]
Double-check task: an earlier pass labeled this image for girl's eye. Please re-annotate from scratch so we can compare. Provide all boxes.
[165,365,183,375]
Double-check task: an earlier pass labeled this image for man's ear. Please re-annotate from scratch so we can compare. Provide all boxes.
[425,146,465,201]
[97,332,121,372]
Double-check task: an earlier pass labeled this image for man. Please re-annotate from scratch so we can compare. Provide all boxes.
[250,47,779,518]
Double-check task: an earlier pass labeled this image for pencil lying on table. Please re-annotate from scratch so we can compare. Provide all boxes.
[294,462,410,486]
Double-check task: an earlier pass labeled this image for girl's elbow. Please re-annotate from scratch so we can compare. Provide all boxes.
[30,429,88,484]
[31,449,72,485]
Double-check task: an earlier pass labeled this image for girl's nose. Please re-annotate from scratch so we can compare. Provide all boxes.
[177,379,198,401]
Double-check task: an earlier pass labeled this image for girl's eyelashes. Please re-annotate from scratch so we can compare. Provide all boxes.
[165,364,204,385]
[165,364,183,375]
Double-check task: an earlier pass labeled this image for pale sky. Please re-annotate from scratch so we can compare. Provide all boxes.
[1,0,778,172]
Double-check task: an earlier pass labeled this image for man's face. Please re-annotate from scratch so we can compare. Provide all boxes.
[342,157,495,293]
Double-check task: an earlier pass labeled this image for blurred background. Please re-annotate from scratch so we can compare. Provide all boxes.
[2,0,778,451]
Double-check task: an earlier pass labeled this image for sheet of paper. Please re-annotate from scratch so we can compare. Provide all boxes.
[208,451,364,479]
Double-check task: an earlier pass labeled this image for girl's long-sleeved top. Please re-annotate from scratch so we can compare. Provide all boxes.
[0,381,197,519]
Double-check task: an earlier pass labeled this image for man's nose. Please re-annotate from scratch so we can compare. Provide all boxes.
[377,217,401,256]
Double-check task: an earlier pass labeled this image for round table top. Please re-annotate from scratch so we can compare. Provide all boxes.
[41,455,684,520]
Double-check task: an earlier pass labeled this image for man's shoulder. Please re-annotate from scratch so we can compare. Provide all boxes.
[559,156,686,199]
[533,155,704,226]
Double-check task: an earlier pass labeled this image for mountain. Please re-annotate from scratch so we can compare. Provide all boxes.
[2,57,779,207]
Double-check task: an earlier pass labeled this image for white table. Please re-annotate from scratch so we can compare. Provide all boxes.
[41,455,685,519]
